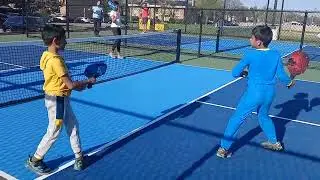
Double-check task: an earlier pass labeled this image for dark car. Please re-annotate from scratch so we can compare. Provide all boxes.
[0,13,8,31]
[3,15,46,32]
[214,20,239,27]
[224,21,239,26]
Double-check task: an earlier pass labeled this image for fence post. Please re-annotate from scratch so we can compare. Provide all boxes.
[124,0,128,35]
[184,0,188,33]
[299,12,308,50]
[66,0,70,38]
[23,0,29,38]
[265,0,270,24]
[153,1,156,31]
[272,0,278,26]
[198,9,203,58]
[277,0,285,40]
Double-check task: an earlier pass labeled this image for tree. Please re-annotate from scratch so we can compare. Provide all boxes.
[224,0,244,9]
[195,0,223,9]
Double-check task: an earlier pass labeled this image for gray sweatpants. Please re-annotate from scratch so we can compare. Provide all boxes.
[34,95,82,159]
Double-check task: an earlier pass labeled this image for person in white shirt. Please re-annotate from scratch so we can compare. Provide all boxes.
[108,1,123,59]
[92,1,104,36]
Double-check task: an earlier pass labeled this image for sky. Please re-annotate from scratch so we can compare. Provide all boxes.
[241,0,319,11]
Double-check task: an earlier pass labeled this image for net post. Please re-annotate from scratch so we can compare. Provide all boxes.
[216,26,221,53]
[299,12,308,50]
[176,29,182,63]
[198,9,203,58]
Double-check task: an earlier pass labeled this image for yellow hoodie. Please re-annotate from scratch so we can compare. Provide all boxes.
[40,51,71,96]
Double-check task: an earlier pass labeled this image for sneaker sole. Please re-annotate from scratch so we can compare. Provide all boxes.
[25,162,52,175]
[216,153,232,158]
[261,144,284,151]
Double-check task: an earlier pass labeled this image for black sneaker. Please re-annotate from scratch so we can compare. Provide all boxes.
[261,141,284,151]
[216,147,232,158]
[25,156,52,175]
[74,156,85,171]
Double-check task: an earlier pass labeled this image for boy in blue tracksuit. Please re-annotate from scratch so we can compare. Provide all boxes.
[216,25,295,158]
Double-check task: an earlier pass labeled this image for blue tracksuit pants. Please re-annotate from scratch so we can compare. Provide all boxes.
[220,84,278,150]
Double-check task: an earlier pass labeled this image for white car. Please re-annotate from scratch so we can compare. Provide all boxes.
[74,17,91,23]
[48,16,67,23]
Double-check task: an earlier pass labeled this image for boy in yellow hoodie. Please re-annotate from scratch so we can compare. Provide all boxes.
[26,24,96,175]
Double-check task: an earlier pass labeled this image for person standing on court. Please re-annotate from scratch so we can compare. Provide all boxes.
[25,25,96,175]
[108,0,123,59]
[92,0,104,36]
[139,1,150,33]
[216,25,295,158]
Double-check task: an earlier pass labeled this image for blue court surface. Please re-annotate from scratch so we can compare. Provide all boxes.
[1,60,320,179]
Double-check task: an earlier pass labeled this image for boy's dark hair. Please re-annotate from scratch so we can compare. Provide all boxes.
[41,24,66,46]
[252,25,273,47]
[113,0,119,5]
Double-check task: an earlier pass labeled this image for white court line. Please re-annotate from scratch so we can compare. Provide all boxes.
[0,62,26,68]
[0,55,108,73]
[35,77,242,180]
[0,171,17,180]
[197,101,320,127]
[0,40,42,45]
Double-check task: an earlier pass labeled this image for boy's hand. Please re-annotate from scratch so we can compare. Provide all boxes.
[88,77,96,84]
[86,77,96,89]
[76,83,87,91]
[287,80,295,89]
[240,70,248,78]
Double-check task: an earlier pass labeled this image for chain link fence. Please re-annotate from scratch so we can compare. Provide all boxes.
[1,2,320,58]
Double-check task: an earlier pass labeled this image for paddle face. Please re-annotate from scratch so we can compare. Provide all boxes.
[84,63,107,88]
[287,51,309,77]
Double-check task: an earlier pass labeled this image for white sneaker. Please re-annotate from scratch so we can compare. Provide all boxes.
[216,147,232,158]
[109,52,116,58]
[117,53,124,59]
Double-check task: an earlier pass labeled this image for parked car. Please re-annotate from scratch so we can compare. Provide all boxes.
[74,17,91,23]
[3,15,46,32]
[224,21,239,26]
[48,15,66,23]
[214,20,239,27]
[0,13,8,31]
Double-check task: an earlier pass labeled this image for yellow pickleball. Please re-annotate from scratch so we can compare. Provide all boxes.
[55,119,63,127]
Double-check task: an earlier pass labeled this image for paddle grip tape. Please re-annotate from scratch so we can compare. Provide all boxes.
[56,96,64,127]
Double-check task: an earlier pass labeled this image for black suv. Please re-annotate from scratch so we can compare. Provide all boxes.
[0,13,8,31]
[3,15,46,32]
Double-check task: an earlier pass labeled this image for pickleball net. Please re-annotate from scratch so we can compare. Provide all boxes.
[0,29,182,107]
